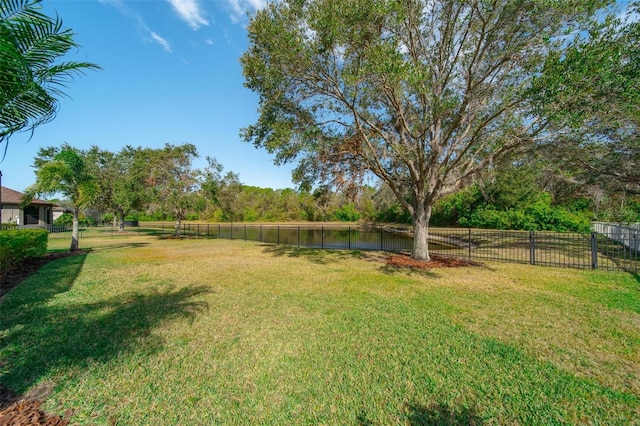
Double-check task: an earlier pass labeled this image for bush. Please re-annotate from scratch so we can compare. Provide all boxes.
[54,213,73,227]
[0,228,48,273]
[53,213,96,227]
[334,204,361,222]
[458,203,591,233]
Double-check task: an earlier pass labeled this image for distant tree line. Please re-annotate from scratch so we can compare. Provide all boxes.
[29,143,639,239]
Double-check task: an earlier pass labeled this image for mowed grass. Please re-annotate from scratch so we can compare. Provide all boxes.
[1,236,639,424]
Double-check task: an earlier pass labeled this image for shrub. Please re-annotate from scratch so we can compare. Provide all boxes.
[53,213,96,227]
[334,204,361,222]
[54,213,73,227]
[458,204,591,233]
[0,228,48,273]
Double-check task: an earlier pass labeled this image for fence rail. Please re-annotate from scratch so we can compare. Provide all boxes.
[8,222,637,273]
[139,223,637,272]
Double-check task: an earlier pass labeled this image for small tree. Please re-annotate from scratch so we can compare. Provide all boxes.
[217,171,244,222]
[86,146,150,231]
[23,144,97,251]
[145,144,203,236]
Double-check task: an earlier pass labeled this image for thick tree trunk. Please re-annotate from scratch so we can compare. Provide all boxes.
[174,218,181,237]
[118,210,125,232]
[70,208,80,252]
[412,202,432,261]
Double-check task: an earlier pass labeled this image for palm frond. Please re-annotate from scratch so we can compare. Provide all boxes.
[0,0,100,144]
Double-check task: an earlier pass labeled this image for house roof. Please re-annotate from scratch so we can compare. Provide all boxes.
[1,186,55,206]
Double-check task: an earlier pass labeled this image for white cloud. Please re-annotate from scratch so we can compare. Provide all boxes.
[205,39,215,45]
[226,0,268,24]
[150,31,172,53]
[100,0,173,53]
[167,0,209,30]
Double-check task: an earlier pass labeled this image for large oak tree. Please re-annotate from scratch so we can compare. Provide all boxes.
[241,0,610,260]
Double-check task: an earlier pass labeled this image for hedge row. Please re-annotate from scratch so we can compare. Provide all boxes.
[0,229,49,273]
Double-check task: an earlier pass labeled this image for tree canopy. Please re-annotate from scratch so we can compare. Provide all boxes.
[532,0,639,198]
[241,0,611,259]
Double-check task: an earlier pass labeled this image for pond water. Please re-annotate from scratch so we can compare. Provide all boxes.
[215,225,453,252]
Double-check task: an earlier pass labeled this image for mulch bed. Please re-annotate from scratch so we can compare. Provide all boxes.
[386,253,478,269]
[0,397,69,426]
[0,252,81,299]
[1,252,82,425]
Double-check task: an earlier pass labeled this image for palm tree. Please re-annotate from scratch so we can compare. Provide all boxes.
[22,144,98,251]
[0,0,100,149]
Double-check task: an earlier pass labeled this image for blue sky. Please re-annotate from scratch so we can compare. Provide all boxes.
[1,0,296,193]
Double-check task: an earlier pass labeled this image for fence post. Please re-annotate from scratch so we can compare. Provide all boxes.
[207,224,210,239]
[634,233,638,274]
[277,226,280,245]
[529,231,536,265]
[218,224,221,239]
[244,225,247,241]
[380,226,383,251]
[298,226,300,248]
[348,227,351,250]
[468,228,472,260]
[591,232,598,270]
[260,225,263,243]
[322,227,324,249]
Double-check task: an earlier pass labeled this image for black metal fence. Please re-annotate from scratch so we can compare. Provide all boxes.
[132,223,638,273]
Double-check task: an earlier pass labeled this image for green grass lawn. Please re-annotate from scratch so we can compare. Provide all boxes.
[2,236,639,424]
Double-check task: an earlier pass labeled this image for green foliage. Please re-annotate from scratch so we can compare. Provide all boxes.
[85,146,152,230]
[532,1,640,196]
[54,213,95,227]
[333,203,360,222]
[101,213,114,224]
[0,228,48,272]
[0,0,100,146]
[431,187,483,227]
[459,199,591,233]
[53,213,73,227]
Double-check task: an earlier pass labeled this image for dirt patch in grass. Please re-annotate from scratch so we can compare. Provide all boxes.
[386,253,478,269]
[1,253,83,424]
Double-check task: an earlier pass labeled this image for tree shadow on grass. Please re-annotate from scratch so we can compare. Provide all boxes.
[85,242,150,252]
[403,402,484,425]
[1,252,88,305]
[356,402,483,426]
[0,253,211,400]
[262,244,369,265]
[377,263,441,279]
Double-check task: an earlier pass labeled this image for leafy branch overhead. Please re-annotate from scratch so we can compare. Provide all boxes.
[532,0,640,196]
[0,0,100,147]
